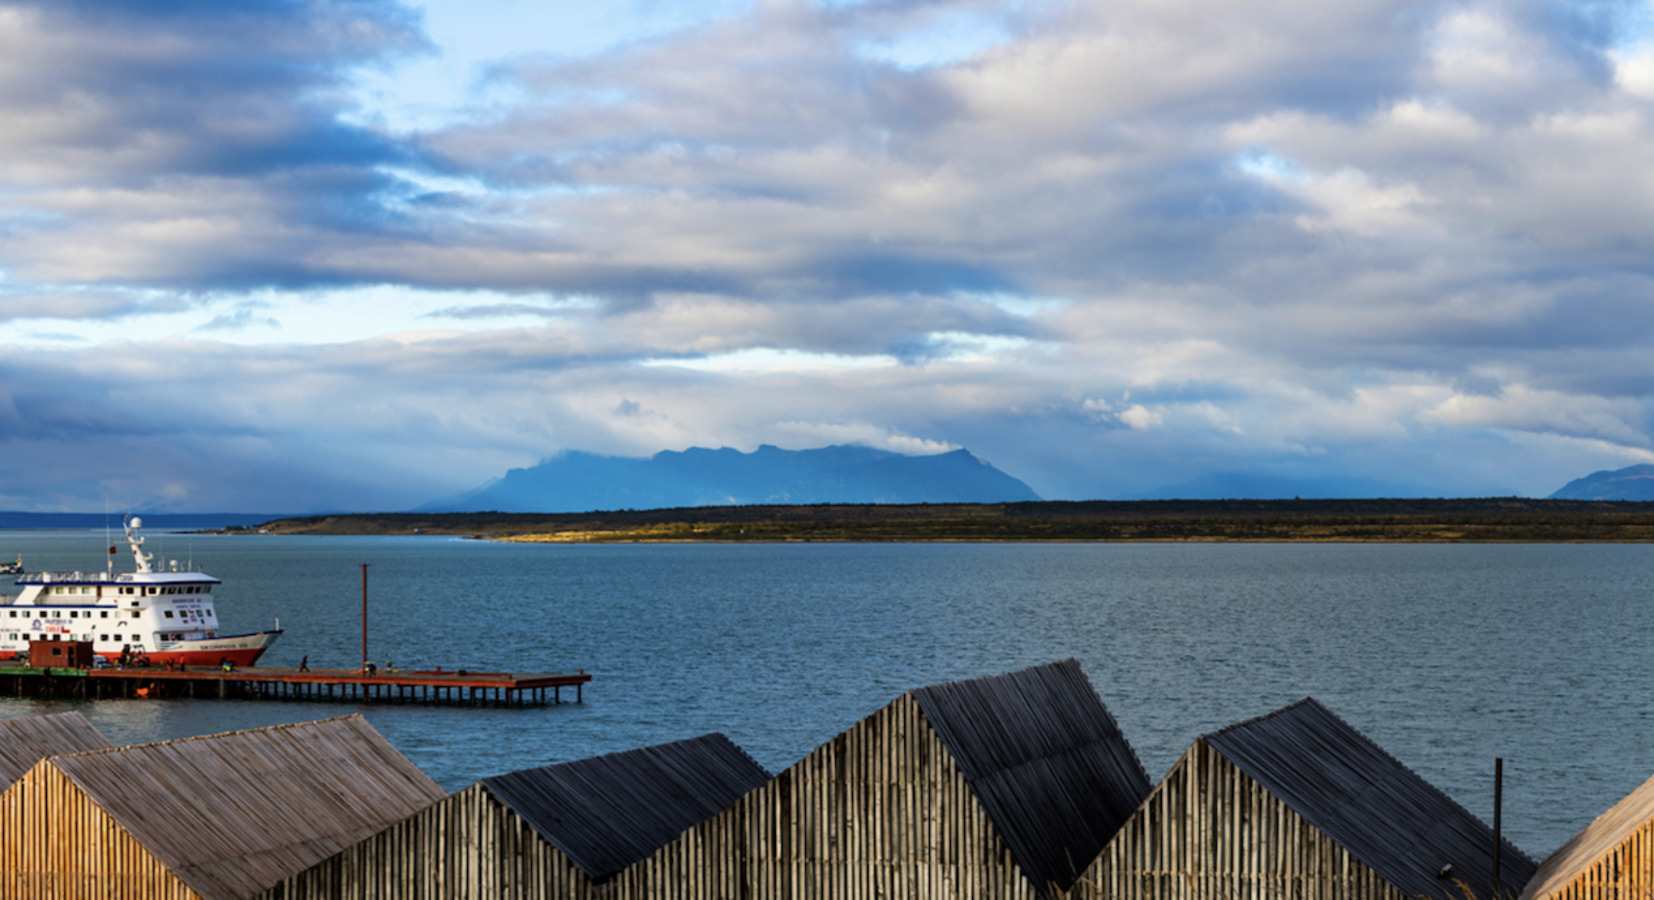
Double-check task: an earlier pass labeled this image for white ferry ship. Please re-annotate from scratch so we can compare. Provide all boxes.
[0,518,280,667]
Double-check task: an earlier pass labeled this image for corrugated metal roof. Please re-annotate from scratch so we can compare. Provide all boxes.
[910,659,1152,894]
[46,714,446,900]
[0,710,112,786]
[1519,768,1654,900]
[1207,698,1536,900]
[482,732,770,880]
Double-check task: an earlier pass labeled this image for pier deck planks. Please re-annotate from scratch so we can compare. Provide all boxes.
[0,664,591,707]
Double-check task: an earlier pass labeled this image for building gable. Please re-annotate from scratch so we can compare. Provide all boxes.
[260,783,591,900]
[1206,698,1535,900]
[618,691,1038,899]
[1,759,197,900]
[481,733,770,880]
[1520,769,1654,900]
[41,715,446,900]
[1076,739,1414,900]
[911,658,1152,894]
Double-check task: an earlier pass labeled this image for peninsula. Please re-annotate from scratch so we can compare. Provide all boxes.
[246,497,1654,542]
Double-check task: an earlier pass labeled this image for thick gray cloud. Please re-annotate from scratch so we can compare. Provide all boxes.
[5,0,1654,510]
[0,0,427,290]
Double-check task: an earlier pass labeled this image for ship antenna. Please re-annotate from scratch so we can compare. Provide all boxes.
[123,516,153,575]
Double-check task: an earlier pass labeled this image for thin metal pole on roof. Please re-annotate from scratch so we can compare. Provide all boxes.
[1493,757,1504,900]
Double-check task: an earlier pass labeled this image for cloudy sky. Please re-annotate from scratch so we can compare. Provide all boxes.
[2,0,1652,512]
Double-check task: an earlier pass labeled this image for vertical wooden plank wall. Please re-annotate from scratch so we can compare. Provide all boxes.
[1539,819,1654,900]
[1069,741,1411,900]
[616,694,1039,900]
[260,785,593,900]
[0,764,198,900]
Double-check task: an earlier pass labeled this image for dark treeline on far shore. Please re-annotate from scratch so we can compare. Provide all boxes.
[244,497,1654,542]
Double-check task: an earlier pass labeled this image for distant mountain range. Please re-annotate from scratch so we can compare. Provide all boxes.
[422,445,1043,513]
[1549,464,1654,500]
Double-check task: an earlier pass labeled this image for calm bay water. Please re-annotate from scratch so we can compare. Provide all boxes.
[2,530,1651,857]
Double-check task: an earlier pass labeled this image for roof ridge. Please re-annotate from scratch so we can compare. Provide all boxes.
[49,713,366,761]
[1204,696,1320,740]
[484,731,767,784]
[904,658,1083,701]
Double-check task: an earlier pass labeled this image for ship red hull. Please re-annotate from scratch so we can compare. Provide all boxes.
[0,633,280,667]
[113,630,281,668]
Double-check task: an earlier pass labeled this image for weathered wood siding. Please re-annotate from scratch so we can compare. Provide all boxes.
[1,762,199,900]
[1531,823,1654,900]
[1521,770,1654,900]
[1070,741,1412,900]
[615,693,1040,900]
[260,785,592,900]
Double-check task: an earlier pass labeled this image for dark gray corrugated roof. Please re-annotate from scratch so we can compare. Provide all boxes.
[481,732,769,880]
[49,714,446,900]
[911,659,1151,895]
[1207,698,1536,900]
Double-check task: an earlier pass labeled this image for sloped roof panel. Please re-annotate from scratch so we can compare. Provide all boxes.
[1207,698,1537,900]
[482,732,770,880]
[50,714,446,900]
[0,711,112,786]
[911,659,1152,894]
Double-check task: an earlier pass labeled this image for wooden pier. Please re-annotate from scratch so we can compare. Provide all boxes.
[0,663,590,707]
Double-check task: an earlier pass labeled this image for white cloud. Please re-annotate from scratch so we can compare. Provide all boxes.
[5,0,1654,508]
[1423,384,1651,447]
[1117,405,1162,430]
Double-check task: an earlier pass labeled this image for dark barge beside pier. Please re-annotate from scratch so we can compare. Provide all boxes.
[0,662,590,707]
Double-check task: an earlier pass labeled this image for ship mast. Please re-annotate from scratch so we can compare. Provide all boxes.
[123,516,153,574]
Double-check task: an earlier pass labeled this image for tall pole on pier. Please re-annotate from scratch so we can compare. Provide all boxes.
[360,563,370,674]
[1492,757,1504,900]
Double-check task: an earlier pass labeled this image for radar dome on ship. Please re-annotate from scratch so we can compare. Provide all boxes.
[129,517,142,529]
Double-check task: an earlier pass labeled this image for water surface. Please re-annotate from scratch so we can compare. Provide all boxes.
[1,531,1646,857]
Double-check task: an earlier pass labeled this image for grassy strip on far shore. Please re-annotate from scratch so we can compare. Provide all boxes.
[493,515,1654,543]
[237,499,1654,542]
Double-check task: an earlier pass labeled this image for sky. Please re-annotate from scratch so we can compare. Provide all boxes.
[3,0,1654,512]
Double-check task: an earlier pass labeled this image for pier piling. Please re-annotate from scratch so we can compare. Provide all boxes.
[0,664,591,708]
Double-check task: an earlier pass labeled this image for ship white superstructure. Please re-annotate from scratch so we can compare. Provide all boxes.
[0,518,279,666]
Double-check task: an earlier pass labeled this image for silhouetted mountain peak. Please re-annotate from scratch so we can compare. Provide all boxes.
[421,444,1041,513]
[1550,464,1654,501]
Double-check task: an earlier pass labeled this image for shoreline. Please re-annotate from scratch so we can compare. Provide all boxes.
[237,498,1654,542]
